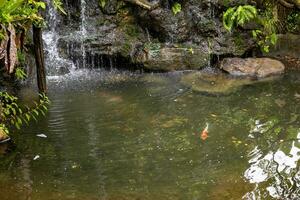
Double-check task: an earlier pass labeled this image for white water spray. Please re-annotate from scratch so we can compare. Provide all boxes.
[80,0,87,68]
[43,0,75,75]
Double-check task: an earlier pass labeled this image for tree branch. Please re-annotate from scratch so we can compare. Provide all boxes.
[278,0,295,8]
[123,0,159,10]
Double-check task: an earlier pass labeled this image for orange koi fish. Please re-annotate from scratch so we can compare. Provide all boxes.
[200,123,209,140]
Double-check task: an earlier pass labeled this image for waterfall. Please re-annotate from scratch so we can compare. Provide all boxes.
[43,0,89,76]
[80,0,87,68]
[43,0,75,76]
[207,0,214,69]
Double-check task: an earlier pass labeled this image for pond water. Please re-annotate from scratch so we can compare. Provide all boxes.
[1,69,300,200]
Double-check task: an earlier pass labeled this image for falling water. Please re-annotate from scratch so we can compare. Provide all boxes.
[80,0,87,68]
[207,36,213,69]
[207,0,213,69]
[43,0,75,75]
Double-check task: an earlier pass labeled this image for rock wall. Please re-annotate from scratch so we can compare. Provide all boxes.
[54,0,256,71]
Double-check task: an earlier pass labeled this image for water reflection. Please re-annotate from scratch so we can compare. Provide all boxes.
[244,128,300,199]
[1,70,300,199]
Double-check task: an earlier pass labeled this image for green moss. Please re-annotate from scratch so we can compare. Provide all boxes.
[232,33,249,55]
[287,11,300,33]
[120,40,132,57]
[125,24,140,38]
[96,17,108,26]
[233,34,244,48]
[144,42,161,58]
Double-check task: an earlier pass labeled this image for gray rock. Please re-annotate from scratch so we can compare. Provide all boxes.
[101,0,118,14]
[220,57,285,78]
[52,0,258,71]
[135,45,210,71]
[136,7,190,42]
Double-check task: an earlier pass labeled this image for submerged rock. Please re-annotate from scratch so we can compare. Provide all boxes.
[220,58,285,78]
[181,71,254,95]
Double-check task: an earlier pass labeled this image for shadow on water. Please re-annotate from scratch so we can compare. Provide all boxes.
[1,69,300,200]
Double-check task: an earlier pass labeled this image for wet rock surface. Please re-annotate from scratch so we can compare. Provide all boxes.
[135,45,210,71]
[55,0,256,71]
[220,58,285,78]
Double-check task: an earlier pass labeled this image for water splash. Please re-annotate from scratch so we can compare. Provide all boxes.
[43,0,75,75]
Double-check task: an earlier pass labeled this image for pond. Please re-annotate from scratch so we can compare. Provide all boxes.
[1,69,300,200]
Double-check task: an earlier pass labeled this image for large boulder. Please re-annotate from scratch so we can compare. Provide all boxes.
[220,58,285,78]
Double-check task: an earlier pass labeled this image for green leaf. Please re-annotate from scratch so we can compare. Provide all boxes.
[42,105,48,111]
[17,116,22,126]
[270,33,278,45]
[99,0,106,8]
[223,5,257,31]
[172,2,181,15]
[33,109,39,116]
[15,123,20,130]
[263,45,270,53]
[25,113,31,121]
[53,0,67,15]
[40,109,45,116]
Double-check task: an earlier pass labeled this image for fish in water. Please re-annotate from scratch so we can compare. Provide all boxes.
[200,123,209,140]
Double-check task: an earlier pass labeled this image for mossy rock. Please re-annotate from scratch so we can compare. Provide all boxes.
[139,46,210,71]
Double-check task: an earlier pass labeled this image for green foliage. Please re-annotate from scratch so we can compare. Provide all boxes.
[99,0,106,8]
[252,30,277,53]
[15,67,27,80]
[0,0,45,25]
[287,11,300,32]
[172,2,181,15]
[0,28,5,40]
[144,42,161,58]
[53,0,67,15]
[17,51,26,64]
[0,92,50,135]
[187,47,194,54]
[255,5,279,52]
[223,4,280,53]
[15,51,27,80]
[223,5,257,31]
[0,0,46,53]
